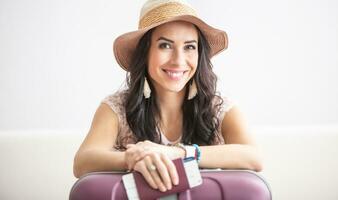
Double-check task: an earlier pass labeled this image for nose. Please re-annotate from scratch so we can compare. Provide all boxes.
[170,48,186,67]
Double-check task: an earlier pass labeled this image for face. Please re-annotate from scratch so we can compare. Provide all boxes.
[147,21,198,94]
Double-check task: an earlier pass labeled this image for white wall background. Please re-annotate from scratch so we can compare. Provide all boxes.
[0,0,337,131]
[1,1,338,200]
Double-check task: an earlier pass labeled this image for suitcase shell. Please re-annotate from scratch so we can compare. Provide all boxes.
[69,170,272,200]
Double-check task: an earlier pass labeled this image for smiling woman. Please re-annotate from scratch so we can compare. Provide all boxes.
[72,0,264,196]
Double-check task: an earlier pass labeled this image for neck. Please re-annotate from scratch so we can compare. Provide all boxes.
[155,88,186,126]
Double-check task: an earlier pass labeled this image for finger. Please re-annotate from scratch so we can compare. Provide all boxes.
[161,155,179,185]
[130,152,147,170]
[126,150,140,170]
[135,149,152,159]
[125,148,135,170]
[134,160,158,189]
[132,147,148,162]
[135,141,144,146]
[126,144,135,149]
[144,156,167,192]
[134,152,145,163]
[127,146,146,170]
[151,154,172,190]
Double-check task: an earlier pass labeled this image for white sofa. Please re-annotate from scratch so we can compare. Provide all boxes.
[1,126,337,200]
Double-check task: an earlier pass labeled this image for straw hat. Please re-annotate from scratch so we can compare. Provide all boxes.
[113,0,228,71]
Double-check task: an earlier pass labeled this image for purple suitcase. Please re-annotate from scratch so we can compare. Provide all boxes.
[69,170,272,200]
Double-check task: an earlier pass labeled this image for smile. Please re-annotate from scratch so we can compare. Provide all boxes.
[162,69,188,80]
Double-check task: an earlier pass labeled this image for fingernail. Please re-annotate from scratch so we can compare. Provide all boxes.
[167,184,172,190]
[161,186,167,192]
[174,179,179,185]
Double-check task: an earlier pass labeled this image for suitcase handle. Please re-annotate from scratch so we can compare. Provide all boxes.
[201,176,225,199]
[177,176,225,200]
[110,177,123,200]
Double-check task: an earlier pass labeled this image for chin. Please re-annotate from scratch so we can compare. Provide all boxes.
[164,84,186,93]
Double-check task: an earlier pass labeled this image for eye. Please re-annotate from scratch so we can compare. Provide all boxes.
[159,43,171,49]
[184,45,196,50]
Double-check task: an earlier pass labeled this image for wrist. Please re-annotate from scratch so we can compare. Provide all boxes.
[167,145,185,159]
[172,143,201,162]
[123,152,130,171]
[174,146,186,158]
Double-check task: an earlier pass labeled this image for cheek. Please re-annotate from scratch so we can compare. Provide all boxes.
[148,49,166,72]
[189,53,198,71]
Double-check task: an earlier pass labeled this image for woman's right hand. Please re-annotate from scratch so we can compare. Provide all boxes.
[125,144,148,171]
[132,151,179,192]
[125,140,185,171]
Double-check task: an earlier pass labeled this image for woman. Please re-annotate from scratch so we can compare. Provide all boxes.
[73,0,263,193]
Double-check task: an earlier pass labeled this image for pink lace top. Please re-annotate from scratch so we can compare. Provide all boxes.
[101,90,235,150]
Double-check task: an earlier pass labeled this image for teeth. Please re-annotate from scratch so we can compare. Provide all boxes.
[165,70,184,78]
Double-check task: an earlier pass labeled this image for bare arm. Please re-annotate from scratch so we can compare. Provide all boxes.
[73,103,179,192]
[73,103,126,178]
[198,106,263,171]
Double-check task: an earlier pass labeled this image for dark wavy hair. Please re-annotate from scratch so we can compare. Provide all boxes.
[124,25,223,146]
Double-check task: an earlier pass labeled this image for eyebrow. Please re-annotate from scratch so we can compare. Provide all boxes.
[157,36,197,44]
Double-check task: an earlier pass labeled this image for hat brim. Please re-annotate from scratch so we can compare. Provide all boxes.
[113,15,228,71]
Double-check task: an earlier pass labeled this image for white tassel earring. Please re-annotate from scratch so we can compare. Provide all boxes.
[143,77,151,99]
[188,79,197,100]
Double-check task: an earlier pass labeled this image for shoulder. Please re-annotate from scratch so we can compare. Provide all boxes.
[100,89,136,149]
[213,94,236,118]
[101,89,128,113]
[101,89,128,104]
[212,94,236,144]
[220,103,254,144]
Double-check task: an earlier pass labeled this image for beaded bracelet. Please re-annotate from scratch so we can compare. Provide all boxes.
[170,143,197,160]
[192,144,201,162]
[170,143,201,162]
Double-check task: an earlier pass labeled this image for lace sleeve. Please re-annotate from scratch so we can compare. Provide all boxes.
[218,96,236,125]
[214,95,236,144]
[100,90,136,150]
[101,92,124,133]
